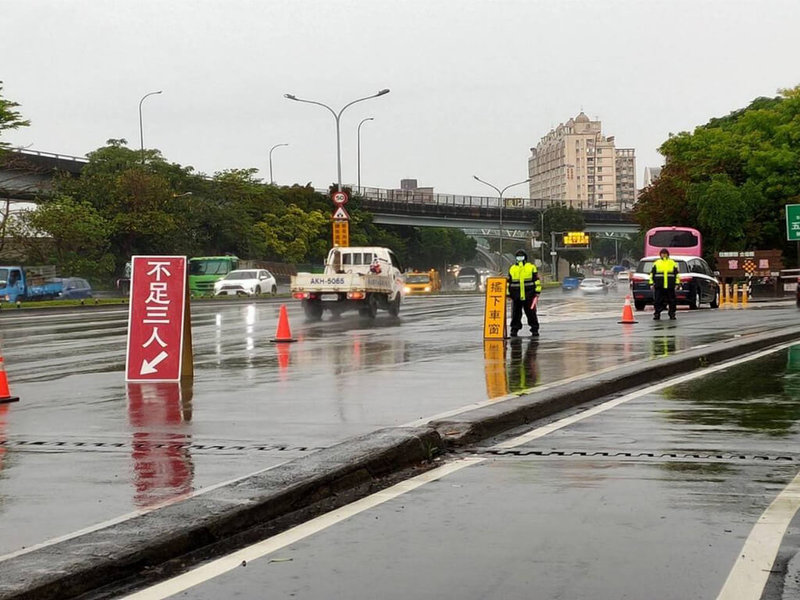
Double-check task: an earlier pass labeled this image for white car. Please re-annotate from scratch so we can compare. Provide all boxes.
[214,269,277,296]
[579,277,609,294]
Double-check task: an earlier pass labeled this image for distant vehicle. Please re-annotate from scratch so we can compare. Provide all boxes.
[616,271,631,282]
[58,277,93,299]
[644,227,702,258]
[456,266,481,291]
[189,256,240,296]
[631,255,720,310]
[562,276,581,291]
[579,277,609,294]
[404,269,441,294]
[0,266,62,302]
[214,269,277,296]
[291,246,404,320]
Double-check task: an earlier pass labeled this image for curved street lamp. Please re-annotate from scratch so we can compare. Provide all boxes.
[138,90,162,164]
[269,143,289,184]
[357,117,374,194]
[284,89,390,192]
[473,176,531,265]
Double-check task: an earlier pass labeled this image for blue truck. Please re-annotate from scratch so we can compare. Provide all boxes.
[0,266,63,302]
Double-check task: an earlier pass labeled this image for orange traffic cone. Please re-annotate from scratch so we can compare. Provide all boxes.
[0,356,19,404]
[271,304,297,343]
[618,295,638,324]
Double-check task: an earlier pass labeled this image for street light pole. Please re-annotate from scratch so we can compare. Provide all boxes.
[357,117,374,194]
[269,143,289,185]
[284,90,390,192]
[138,90,162,165]
[473,176,531,268]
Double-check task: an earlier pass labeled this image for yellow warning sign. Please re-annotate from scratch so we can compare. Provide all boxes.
[332,220,349,247]
[483,340,508,399]
[483,276,507,339]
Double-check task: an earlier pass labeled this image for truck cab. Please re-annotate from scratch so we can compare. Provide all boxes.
[403,269,441,294]
[291,247,404,320]
[188,256,240,296]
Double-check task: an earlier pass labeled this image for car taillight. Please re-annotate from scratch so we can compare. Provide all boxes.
[347,291,366,300]
[293,292,310,300]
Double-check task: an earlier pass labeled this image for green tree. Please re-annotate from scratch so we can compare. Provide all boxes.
[14,195,113,280]
[0,82,30,150]
[635,85,800,264]
[255,204,328,263]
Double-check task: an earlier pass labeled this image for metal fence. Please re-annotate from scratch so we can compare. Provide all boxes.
[351,186,631,213]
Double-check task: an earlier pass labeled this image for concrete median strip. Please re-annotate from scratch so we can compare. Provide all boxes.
[2,326,800,600]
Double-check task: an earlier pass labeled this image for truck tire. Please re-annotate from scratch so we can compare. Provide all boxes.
[634,300,646,311]
[303,300,323,321]
[359,294,378,319]
[388,293,401,317]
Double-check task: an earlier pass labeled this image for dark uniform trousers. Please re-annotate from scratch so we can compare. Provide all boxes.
[653,285,677,317]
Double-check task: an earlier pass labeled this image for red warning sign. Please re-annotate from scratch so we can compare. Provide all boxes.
[332,206,350,221]
[126,256,190,381]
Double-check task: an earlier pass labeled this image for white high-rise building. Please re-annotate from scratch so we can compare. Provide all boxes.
[528,112,636,211]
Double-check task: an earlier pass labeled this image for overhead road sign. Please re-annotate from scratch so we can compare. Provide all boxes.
[562,231,590,248]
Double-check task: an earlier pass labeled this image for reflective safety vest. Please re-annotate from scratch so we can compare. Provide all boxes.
[508,262,541,300]
[649,258,679,289]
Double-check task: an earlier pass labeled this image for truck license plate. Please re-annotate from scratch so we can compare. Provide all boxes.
[321,293,339,301]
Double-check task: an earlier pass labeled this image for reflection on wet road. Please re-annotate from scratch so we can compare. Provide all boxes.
[0,292,796,555]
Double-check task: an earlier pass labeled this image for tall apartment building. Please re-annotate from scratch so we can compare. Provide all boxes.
[527,112,636,211]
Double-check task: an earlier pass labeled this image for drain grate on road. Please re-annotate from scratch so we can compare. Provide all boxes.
[453,447,800,464]
[0,439,328,453]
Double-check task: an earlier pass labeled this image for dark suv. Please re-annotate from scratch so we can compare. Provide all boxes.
[631,255,720,311]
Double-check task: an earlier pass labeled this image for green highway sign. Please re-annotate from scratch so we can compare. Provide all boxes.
[787,204,800,241]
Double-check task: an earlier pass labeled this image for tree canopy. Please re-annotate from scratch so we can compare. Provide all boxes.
[0,81,30,150]
[635,85,800,264]
[6,139,476,282]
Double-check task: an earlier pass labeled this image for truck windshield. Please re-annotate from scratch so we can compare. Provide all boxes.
[190,259,233,275]
[406,274,430,284]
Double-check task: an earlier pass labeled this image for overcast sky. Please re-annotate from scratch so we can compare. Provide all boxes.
[2,0,799,197]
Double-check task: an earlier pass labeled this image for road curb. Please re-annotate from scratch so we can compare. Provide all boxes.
[429,326,800,446]
[0,427,442,600]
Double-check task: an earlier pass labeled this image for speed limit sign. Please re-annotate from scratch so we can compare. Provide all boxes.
[332,191,349,205]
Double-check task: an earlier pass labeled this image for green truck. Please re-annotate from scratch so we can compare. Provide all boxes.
[188,256,240,296]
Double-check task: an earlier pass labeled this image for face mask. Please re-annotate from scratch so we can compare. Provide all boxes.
[516,257,525,263]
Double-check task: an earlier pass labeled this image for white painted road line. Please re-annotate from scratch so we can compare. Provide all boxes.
[715,469,800,600]
[119,459,486,600]
[124,341,799,600]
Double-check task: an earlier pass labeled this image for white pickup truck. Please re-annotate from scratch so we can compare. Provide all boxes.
[291,246,404,320]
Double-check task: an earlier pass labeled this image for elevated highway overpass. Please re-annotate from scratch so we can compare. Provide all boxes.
[355,186,639,236]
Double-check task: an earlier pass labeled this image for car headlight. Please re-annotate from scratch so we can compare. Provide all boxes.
[403,286,411,294]
[424,286,431,292]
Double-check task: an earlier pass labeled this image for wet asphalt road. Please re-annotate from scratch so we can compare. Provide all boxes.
[0,290,797,560]
[129,347,800,600]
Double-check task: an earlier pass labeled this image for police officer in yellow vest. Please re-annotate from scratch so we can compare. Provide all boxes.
[508,249,542,337]
[649,248,679,320]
